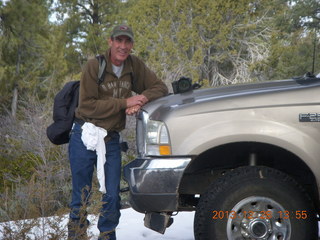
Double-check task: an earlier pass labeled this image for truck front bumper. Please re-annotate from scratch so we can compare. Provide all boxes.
[123,157,192,213]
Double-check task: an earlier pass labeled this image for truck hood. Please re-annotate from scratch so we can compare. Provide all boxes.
[143,78,320,121]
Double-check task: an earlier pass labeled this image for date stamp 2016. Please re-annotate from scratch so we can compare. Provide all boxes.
[212,210,308,220]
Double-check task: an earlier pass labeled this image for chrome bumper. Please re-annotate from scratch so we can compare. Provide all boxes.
[123,157,191,213]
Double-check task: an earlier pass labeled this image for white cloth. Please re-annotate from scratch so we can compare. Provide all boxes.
[81,122,108,193]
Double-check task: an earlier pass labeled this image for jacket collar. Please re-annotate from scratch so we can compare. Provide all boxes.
[105,49,133,77]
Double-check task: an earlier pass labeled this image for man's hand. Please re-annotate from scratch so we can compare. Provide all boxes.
[126,105,141,116]
[126,95,148,108]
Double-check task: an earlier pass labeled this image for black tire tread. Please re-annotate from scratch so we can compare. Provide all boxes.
[194,166,317,240]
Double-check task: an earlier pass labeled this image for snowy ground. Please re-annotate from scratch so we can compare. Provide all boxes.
[0,208,195,240]
[111,208,194,240]
[1,208,319,239]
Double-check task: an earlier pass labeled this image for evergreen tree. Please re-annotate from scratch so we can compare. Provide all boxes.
[54,0,124,58]
[265,0,320,79]
[126,0,289,86]
[0,0,51,117]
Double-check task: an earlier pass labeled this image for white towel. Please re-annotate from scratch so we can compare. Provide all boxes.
[81,122,108,193]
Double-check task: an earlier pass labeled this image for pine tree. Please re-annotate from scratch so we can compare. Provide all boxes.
[54,0,124,58]
[0,0,51,117]
[127,0,280,86]
[264,0,320,79]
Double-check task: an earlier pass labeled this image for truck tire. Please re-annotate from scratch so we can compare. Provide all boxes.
[194,166,318,240]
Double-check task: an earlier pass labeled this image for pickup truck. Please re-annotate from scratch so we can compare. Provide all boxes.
[123,75,320,240]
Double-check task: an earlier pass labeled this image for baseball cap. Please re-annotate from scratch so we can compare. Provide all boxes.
[111,24,134,41]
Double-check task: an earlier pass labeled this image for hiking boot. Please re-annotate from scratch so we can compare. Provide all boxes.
[98,230,116,240]
[67,218,89,240]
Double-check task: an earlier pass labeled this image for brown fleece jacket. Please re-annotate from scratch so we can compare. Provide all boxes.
[75,50,168,132]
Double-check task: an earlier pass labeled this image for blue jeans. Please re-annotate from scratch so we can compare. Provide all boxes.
[68,122,121,239]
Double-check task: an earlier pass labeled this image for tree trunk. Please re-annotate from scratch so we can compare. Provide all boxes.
[12,46,21,120]
[11,85,18,119]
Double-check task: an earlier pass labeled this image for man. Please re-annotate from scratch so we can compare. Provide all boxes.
[67,24,168,240]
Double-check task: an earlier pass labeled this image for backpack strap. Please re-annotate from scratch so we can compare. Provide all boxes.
[128,55,137,91]
[96,54,136,88]
[96,55,107,85]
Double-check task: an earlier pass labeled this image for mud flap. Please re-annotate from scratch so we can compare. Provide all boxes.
[144,212,174,234]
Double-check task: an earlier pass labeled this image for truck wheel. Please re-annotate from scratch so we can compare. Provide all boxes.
[194,166,318,240]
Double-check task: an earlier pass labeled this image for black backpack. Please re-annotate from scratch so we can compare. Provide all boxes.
[46,55,107,145]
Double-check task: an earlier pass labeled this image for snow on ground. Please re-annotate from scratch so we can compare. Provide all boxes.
[1,208,320,239]
[112,208,194,240]
[0,208,195,240]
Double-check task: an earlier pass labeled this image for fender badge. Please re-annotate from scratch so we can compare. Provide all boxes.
[299,113,320,122]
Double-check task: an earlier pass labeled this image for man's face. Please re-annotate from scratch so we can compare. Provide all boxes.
[109,35,133,66]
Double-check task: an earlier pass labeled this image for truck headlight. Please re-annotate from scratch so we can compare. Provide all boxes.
[146,120,171,156]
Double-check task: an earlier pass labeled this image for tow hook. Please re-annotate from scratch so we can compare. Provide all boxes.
[144,212,174,234]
